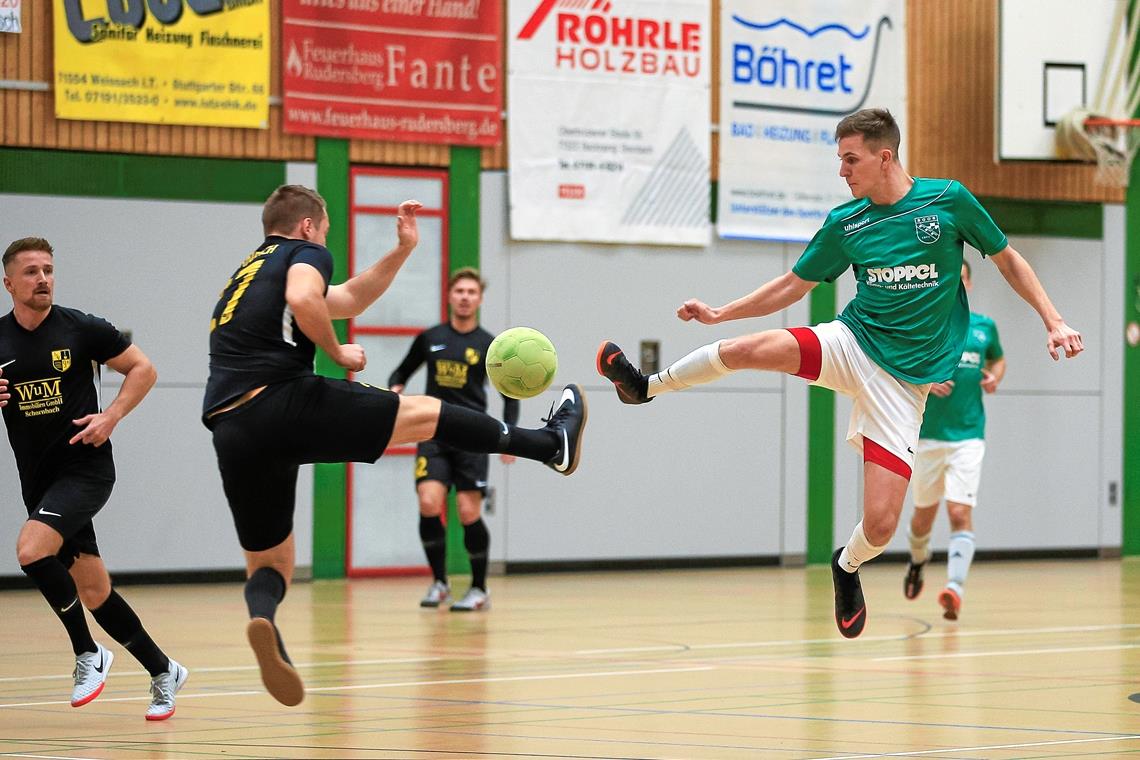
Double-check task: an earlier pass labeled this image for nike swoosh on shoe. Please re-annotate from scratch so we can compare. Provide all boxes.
[553,429,570,472]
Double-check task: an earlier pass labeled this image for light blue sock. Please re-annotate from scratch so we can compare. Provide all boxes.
[946,530,976,596]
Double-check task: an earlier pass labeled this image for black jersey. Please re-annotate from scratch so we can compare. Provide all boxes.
[388,323,518,424]
[0,306,130,483]
[203,236,334,417]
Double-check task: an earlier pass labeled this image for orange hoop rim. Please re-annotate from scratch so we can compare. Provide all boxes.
[1084,117,1140,128]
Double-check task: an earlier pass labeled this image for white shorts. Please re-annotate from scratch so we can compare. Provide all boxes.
[803,320,931,470]
[911,438,986,507]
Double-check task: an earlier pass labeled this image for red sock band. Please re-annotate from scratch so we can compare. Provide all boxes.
[786,327,821,381]
[863,438,912,480]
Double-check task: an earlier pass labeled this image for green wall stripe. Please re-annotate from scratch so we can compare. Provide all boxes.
[978,197,1103,239]
[0,147,284,202]
[312,138,350,580]
[1124,166,1140,555]
[806,281,837,564]
[445,146,482,576]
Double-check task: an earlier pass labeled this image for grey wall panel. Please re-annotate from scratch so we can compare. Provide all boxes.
[482,172,791,562]
[0,194,312,576]
[505,391,785,561]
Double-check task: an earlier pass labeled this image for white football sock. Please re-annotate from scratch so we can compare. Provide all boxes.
[908,525,932,564]
[946,530,976,595]
[838,521,885,573]
[647,341,732,398]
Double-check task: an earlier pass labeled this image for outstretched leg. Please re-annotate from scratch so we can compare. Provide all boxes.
[597,331,801,404]
[390,385,588,476]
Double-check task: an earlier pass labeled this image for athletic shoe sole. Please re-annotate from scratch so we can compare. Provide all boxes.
[559,385,588,476]
[71,647,113,708]
[247,618,305,706]
[938,588,961,621]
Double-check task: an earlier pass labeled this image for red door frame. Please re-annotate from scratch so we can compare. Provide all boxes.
[345,166,449,577]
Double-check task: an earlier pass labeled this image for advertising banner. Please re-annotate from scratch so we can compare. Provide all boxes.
[54,0,270,129]
[718,1,906,241]
[509,0,710,245]
[1,0,20,34]
[282,0,502,146]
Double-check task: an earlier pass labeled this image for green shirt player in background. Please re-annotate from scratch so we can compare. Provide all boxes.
[904,260,1005,621]
[598,108,1082,639]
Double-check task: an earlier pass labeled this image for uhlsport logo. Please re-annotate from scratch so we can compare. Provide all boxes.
[728,13,895,116]
[465,347,480,365]
[914,214,941,244]
[51,349,71,373]
[517,0,703,78]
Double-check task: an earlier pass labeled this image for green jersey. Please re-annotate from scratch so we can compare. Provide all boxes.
[919,312,1003,441]
[793,178,1008,383]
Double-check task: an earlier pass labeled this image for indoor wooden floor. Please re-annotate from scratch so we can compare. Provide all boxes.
[2,559,1140,759]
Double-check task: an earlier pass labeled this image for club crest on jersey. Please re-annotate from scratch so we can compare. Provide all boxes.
[915,215,941,244]
[51,349,71,372]
[465,347,480,365]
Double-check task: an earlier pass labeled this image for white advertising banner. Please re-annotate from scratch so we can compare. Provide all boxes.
[509,0,710,245]
[718,1,906,242]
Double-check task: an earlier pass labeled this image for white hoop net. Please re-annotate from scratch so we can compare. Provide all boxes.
[1052,0,1140,187]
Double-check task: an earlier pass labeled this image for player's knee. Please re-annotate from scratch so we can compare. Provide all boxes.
[719,331,797,372]
[15,540,50,568]
[418,498,444,517]
[863,512,899,546]
[457,502,482,524]
[946,502,973,530]
[76,578,111,609]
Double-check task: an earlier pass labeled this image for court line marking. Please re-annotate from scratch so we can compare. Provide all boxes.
[0,655,446,684]
[808,732,1140,759]
[576,622,1140,654]
[0,666,715,709]
[1,755,99,760]
[874,642,1140,662]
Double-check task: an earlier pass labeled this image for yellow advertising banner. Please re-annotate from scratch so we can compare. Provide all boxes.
[54,0,269,129]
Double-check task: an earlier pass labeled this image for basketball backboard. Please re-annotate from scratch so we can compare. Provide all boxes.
[998,0,1127,160]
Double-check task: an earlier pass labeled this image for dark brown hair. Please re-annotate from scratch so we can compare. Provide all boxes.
[835,108,901,158]
[448,267,485,291]
[261,185,327,236]
[3,237,53,269]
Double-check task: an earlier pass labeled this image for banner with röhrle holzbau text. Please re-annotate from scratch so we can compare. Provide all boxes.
[718,0,906,241]
[282,0,501,146]
[509,0,710,245]
[54,0,269,128]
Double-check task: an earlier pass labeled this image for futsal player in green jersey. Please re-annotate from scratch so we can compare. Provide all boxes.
[598,108,1082,639]
[904,261,1005,621]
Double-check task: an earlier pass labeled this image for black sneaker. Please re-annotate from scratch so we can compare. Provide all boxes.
[904,559,927,600]
[596,341,652,405]
[831,548,867,639]
[543,384,588,476]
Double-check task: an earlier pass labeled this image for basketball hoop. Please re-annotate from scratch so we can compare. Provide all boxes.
[1056,111,1140,187]
[1050,0,1140,187]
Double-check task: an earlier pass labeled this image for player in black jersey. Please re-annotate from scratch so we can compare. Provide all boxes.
[203,185,587,707]
[0,237,187,720]
[389,268,517,612]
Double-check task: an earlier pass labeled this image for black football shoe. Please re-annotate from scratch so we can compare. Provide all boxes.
[904,559,927,600]
[543,384,588,476]
[596,341,652,404]
[832,548,867,639]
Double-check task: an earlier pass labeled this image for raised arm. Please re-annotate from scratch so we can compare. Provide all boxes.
[989,246,1083,360]
[325,200,422,320]
[677,270,817,324]
[286,263,365,372]
[69,344,157,447]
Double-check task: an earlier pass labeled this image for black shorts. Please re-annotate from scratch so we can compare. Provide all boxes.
[23,458,114,569]
[207,375,400,552]
[415,440,489,494]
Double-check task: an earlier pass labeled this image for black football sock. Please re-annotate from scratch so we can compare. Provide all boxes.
[90,590,169,677]
[244,567,291,662]
[463,518,490,592]
[434,403,559,462]
[419,515,448,583]
[21,556,97,656]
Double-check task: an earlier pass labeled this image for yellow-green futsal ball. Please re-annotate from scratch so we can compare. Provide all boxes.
[486,327,558,399]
